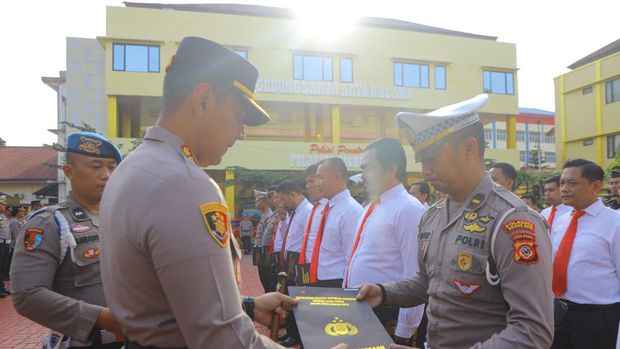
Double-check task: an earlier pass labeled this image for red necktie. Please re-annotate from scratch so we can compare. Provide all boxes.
[344,197,380,287]
[299,202,321,264]
[279,211,296,261]
[269,220,281,254]
[552,210,586,297]
[547,205,557,231]
[309,203,331,283]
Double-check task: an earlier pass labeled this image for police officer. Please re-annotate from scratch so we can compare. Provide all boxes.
[10,132,123,348]
[0,195,11,297]
[254,189,278,292]
[99,37,297,348]
[356,94,554,349]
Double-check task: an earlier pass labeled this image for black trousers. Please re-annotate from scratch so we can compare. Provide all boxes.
[551,299,620,349]
[309,278,343,288]
[241,236,252,254]
[257,263,273,293]
[0,243,10,289]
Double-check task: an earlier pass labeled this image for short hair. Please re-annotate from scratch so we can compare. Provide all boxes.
[521,194,535,201]
[162,75,228,114]
[491,162,517,182]
[303,162,321,179]
[275,179,304,194]
[411,181,430,196]
[65,152,75,165]
[544,175,561,186]
[365,138,407,182]
[447,122,485,160]
[321,157,348,179]
[562,158,604,182]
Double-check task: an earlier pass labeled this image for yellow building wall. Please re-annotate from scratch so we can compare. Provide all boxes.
[564,89,597,140]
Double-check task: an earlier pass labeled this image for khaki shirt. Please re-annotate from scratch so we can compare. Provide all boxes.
[260,211,280,247]
[383,175,553,349]
[10,194,105,342]
[100,126,283,348]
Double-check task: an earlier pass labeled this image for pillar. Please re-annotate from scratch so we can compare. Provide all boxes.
[225,170,236,218]
[506,115,517,150]
[331,105,341,143]
[107,96,117,138]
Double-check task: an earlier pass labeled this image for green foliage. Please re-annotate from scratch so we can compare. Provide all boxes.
[0,137,6,146]
[224,166,305,194]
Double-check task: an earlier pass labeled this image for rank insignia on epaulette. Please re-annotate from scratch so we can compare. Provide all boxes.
[467,193,485,210]
[71,208,88,221]
[181,145,197,164]
[24,228,44,252]
[200,202,230,248]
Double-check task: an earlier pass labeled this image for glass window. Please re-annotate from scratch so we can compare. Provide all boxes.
[293,54,333,81]
[483,70,515,95]
[496,130,507,141]
[234,50,248,59]
[544,134,555,143]
[435,65,446,89]
[606,78,620,104]
[608,135,619,159]
[394,62,429,88]
[340,58,353,82]
[519,151,526,162]
[484,129,493,141]
[544,152,556,163]
[112,43,159,73]
[516,131,525,142]
[583,86,592,94]
[529,132,540,143]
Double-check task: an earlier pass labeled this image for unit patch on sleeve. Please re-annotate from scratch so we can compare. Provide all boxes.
[24,228,44,252]
[200,202,231,248]
[503,219,535,234]
[511,232,538,265]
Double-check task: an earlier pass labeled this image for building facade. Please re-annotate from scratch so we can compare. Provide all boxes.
[555,39,620,168]
[47,3,523,215]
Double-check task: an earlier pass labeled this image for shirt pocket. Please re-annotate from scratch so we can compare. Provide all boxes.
[71,240,101,287]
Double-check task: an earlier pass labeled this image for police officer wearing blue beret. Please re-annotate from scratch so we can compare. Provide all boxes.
[10,132,123,349]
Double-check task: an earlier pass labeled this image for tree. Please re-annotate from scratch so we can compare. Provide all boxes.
[0,137,5,146]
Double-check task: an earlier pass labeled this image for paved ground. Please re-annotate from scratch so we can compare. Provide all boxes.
[0,253,275,348]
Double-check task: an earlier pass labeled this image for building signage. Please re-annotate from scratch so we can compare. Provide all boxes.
[256,79,413,101]
[287,143,364,169]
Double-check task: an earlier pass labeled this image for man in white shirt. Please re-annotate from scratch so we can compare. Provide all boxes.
[550,159,620,349]
[409,181,431,210]
[301,157,363,287]
[344,138,425,346]
[541,175,572,231]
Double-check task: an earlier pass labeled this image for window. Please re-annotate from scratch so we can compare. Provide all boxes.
[516,131,525,142]
[544,134,555,144]
[529,131,540,143]
[608,135,619,159]
[583,139,594,146]
[340,58,353,83]
[519,151,526,162]
[544,152,556,163]
[582,86,592,94]
[113,44,160,72]
[484,129,493,141]
[435,65,446,89]
[234,50,248,60]
[496,130,507,141]
[606,78,620,104]
[483,70,514,95]
[394,62,429,88]
[293,54,332,81]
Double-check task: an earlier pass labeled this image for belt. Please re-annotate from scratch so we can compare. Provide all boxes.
[558,299,620,311]
[124,338,186,349]
[0,239,11,244]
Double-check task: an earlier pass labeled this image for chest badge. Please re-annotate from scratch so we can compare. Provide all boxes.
[457,252,472,271]
[83,247,100,259]
[454,279,481,296]
[71,224,91,233]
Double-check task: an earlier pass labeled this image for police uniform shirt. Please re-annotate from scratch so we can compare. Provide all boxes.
[302,198,328,263]
[255,209,272,247]
[99,126,282,348]
[272,214,289,252]
[10,194,106,343]
[316,189,363,280]
[540,203,572,223]
[283,199,312,253]
[260,210,280,247]
[0,213,10,240]
[550,199,620,304]
[381,175,554,349]
[346,183,426,338]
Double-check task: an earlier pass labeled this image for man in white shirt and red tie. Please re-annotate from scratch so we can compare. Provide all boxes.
[344,138,426,346]
[298,157,362,287]
[550,159,620,349]
[541,175,572,231]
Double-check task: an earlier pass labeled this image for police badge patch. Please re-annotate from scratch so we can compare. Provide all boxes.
[511,232,538,265]
[200,202,230,248]
[24,228,44,252]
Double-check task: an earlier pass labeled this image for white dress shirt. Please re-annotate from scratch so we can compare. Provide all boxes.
[302,199,328,263]
[284,198,313,253]
[540,203,572,224]
[272,215,289,252]
[550,200,620,304]
[316,189,363,280]
[345,183,426,338]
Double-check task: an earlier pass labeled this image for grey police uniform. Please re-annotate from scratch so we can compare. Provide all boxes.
[386,94,554,349]
[100,126,282,348]
[10,194,113,346]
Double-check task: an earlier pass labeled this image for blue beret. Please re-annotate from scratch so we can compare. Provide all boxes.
[66,132,122,163]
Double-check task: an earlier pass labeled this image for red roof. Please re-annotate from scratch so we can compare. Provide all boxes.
[0,147,58,182]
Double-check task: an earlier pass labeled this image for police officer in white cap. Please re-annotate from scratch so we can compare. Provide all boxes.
[356,94,553,349]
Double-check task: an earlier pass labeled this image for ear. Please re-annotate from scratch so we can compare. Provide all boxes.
[592,180,602,194]
[63,164,73,181]
[190,83,215,118]
[463,137,478,160]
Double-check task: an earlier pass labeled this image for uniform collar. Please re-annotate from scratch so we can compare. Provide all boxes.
[442,174,493,229]
[144,126,199,165]
[65,192,99,226]
[328,189,351,207]
[581,199,604,217]
[379,183,405,202]
[294,198,310,212]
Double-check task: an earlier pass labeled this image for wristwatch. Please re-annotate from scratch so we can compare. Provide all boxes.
[242,296,255,320]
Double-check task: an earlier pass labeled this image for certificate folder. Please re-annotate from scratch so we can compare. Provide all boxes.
[289,286,394,349]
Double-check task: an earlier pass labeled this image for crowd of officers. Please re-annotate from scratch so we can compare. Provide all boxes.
[1,36,618,349]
